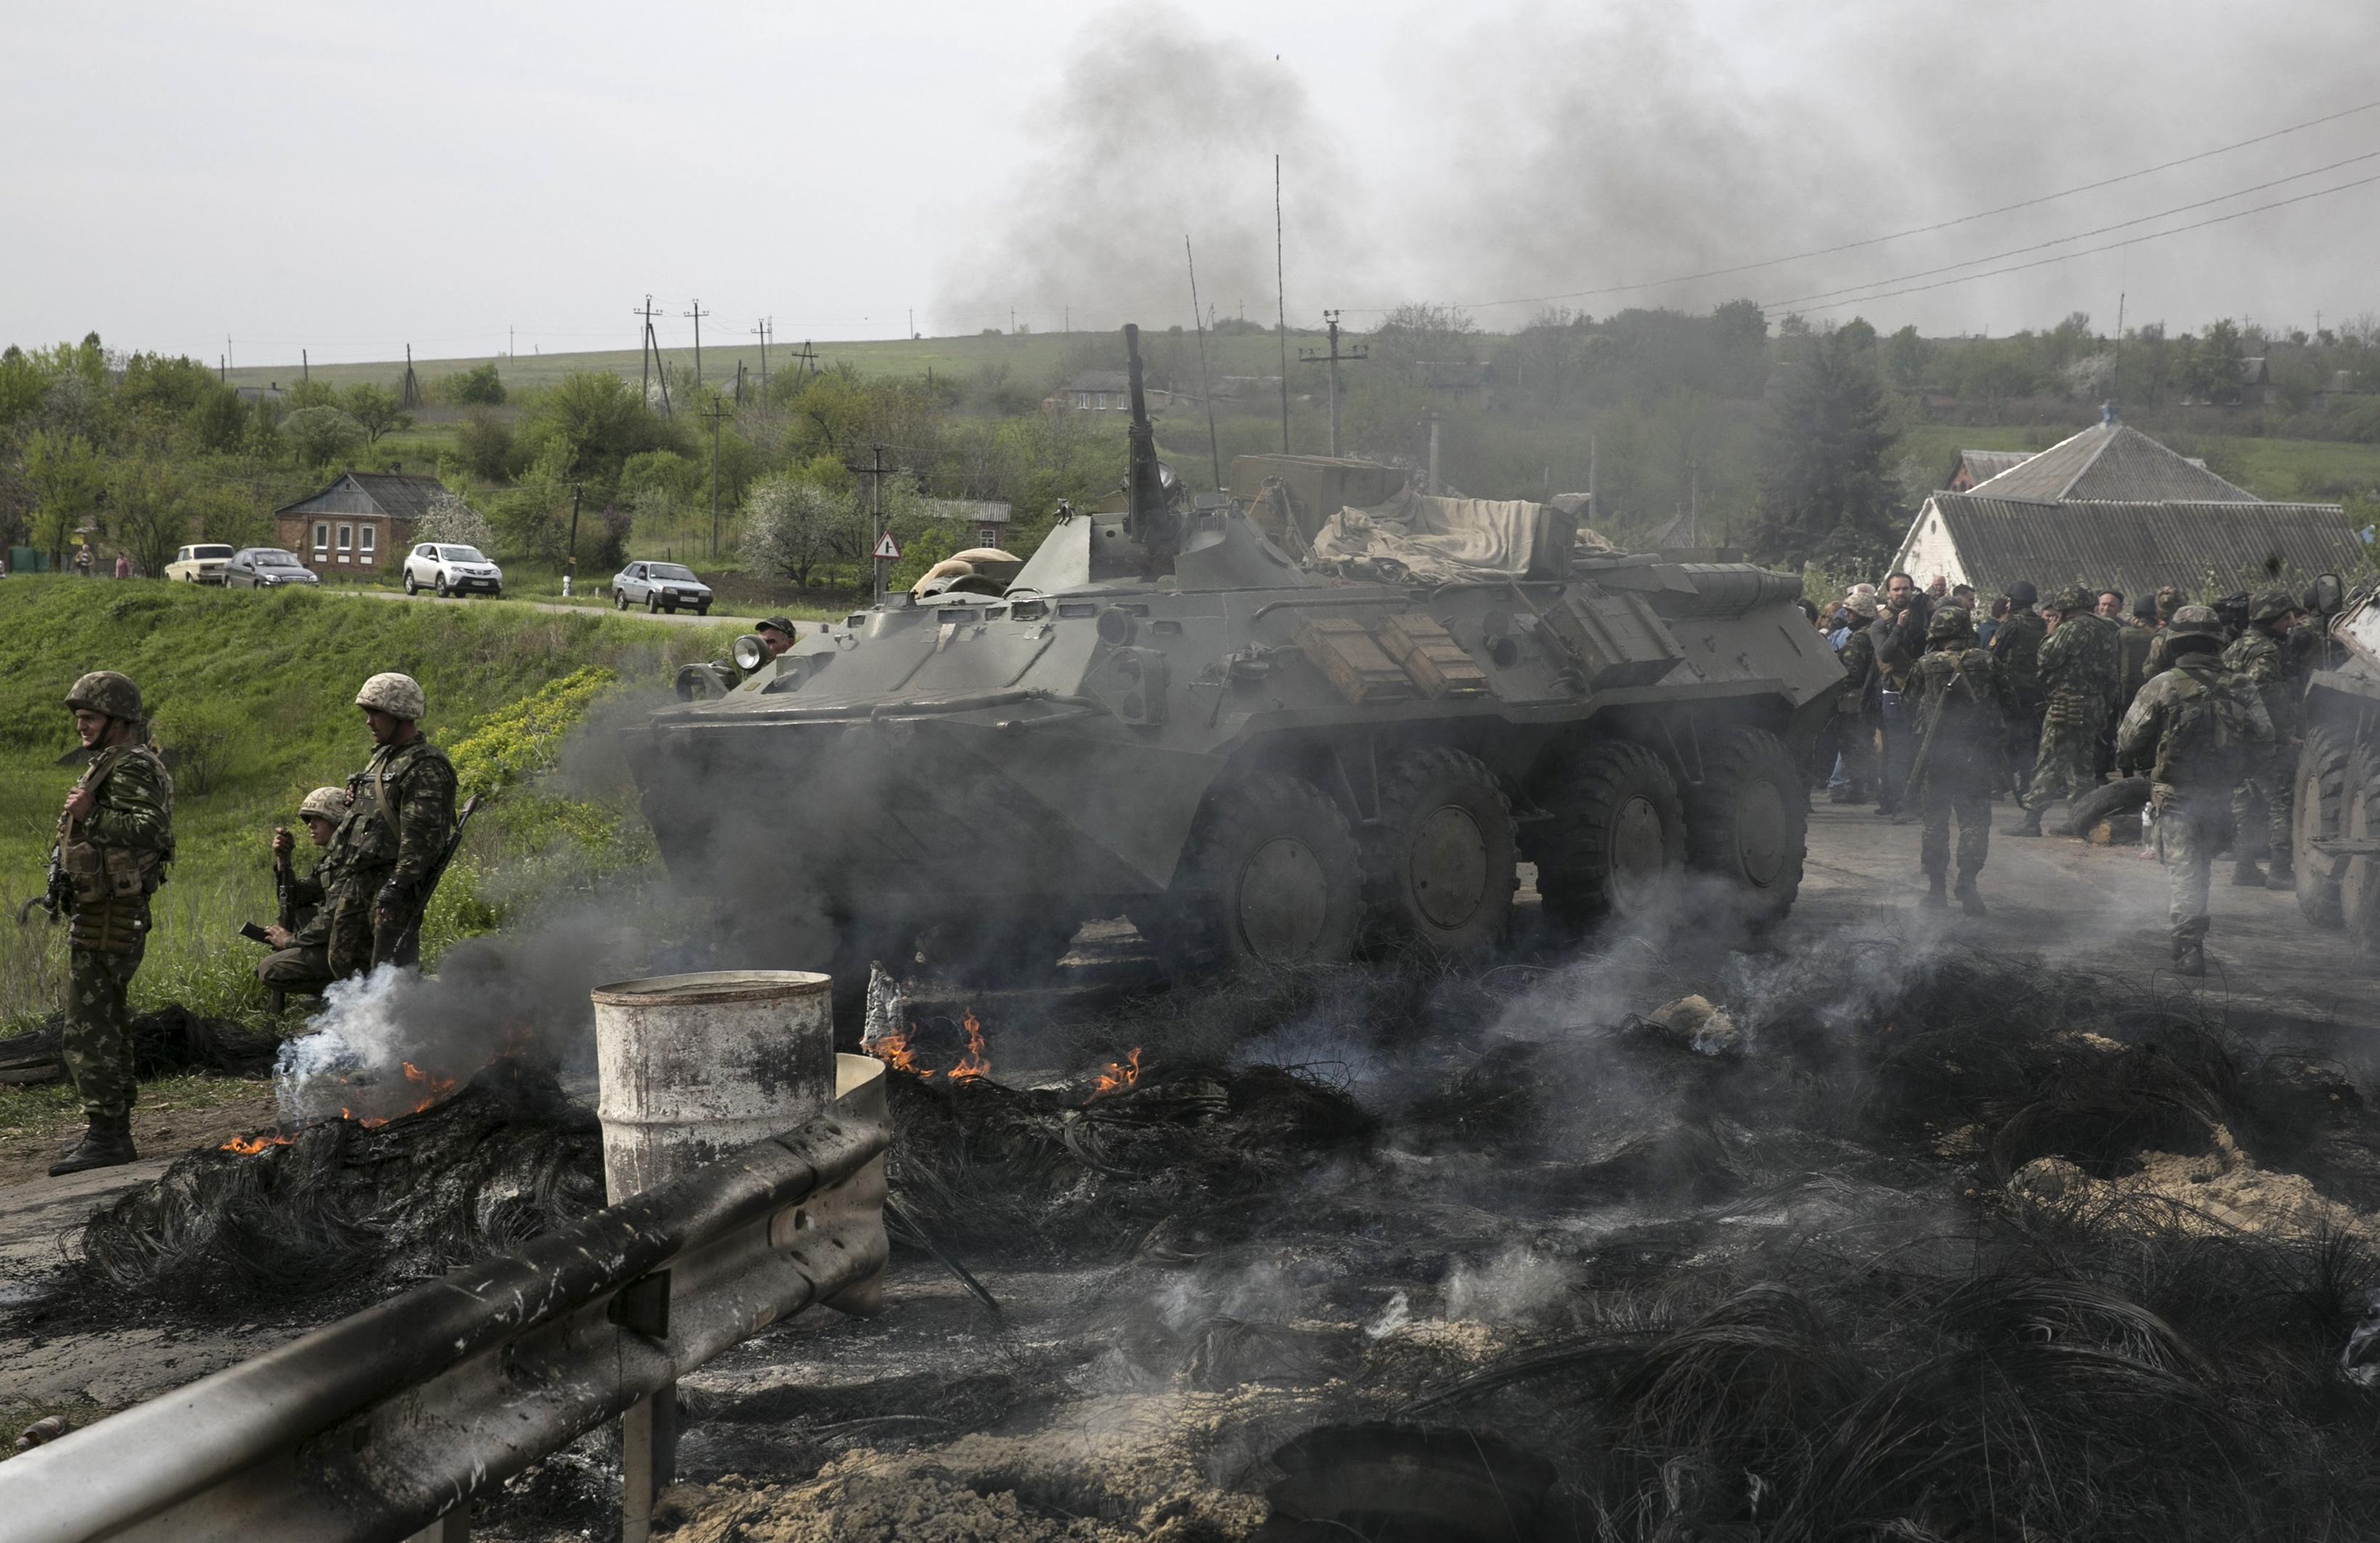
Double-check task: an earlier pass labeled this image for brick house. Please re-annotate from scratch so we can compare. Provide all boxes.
[272,472,447,578]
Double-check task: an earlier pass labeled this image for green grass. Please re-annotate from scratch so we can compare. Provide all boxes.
[0,1070,266,1136]
[0,579,737,1027]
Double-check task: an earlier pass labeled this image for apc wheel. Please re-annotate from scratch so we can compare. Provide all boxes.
[2342,743,2380,959]
[1166,772,1362,967]
[2293,725,2349,928]
[1365,746,1516,958]
[1531,739,1685,933]
[1684,727,1806,925]
[404,573,419,595]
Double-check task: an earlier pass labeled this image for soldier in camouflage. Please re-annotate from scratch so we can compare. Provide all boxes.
[323,673,458,978]
[256,786,352,998]
[2224,589,2306,889]
[1904,607,2020,913]
[1832,593,1883,802]
[49,672,175,1175]
[2117,606,2273,976]
[1989,579,2045,798]
[2012,585,2121,835]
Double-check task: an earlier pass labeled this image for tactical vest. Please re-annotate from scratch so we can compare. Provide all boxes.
[62,745,174,954]
[2153,670,2251,789]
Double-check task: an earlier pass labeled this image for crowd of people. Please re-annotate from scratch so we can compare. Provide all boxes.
[1802,571,2318,975]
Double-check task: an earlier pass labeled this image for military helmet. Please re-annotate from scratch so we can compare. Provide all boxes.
[2056,585,2095,614]
[1927,606,1975,644]
[2169,604,2223,635]
[298,786,346,823]
[65,670,143,722]
[2249,589,2296,624]
[2003,579,2038,608]
[2156,585,2185,620]
[1843,593,1880,620]
[757,616,797,638]
[355,672,426,721]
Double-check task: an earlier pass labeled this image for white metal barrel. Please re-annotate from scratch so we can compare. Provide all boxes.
[589,969,837,1201]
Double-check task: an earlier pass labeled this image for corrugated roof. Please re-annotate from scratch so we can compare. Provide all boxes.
[272,471,449,521]
[1951,449,2031,486]
[1063,372,1132,393]
[1904,494,2369,601]
[1963,422,2256,503]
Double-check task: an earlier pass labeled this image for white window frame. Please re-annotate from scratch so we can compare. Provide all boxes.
[358,523,375,560]
[313,523,330,560]
[336,524,353,563]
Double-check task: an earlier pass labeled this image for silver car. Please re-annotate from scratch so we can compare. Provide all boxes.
[223,547,322,589]
[612,561,713,615]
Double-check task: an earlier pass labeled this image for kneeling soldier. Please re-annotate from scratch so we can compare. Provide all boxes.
[256,786,350,998]
[51,672,175,1176]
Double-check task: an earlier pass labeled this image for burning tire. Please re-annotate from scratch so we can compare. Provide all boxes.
[2292,725,2350,928]
[1683,726,1806,925]
[1530,738,1685,932]
[2341,741,2380,958]
[1365,746,1517,958]
[1161,771,1362,967]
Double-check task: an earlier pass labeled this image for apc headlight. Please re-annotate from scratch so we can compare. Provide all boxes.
[731,633,769,672]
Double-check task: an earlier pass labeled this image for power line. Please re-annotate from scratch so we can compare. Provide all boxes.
[1766,168,2380,316]
[1762,146,2380,311]
[1336,94,2380,316]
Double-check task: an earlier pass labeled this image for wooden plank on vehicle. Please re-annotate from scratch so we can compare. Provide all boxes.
[1293,614,1416,704]
[1378,614,1490,697]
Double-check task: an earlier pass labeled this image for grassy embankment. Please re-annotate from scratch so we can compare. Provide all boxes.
[0,577,734,1062]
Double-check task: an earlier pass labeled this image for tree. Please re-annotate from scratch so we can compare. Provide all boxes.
[107,457,196,579]
[448,362,505,405]
[740,470,866,589]
[415,490,497,549]
[1749,328,1899,573]
[527,369,668,480]
[282,406,365,467]
[2180,317,2248,404]
[344,383,413,447]
[184,383,247,453]
[1885,325,1930,391]
[24,430,105,565]
[455,407,518,481]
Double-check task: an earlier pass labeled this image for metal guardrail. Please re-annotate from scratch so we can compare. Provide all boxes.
[1,1062,890,1543]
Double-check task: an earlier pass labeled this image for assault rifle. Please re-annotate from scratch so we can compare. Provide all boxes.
[16,813,69,926]
[1902,654,2005,800]
[383,795,479,965]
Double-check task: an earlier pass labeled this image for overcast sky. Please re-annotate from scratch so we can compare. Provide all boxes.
[8,0,2376,366]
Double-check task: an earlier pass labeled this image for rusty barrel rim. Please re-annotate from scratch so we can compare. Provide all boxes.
[589,969,833,1007]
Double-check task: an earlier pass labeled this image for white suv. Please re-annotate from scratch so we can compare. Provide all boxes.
[402,543,503,598]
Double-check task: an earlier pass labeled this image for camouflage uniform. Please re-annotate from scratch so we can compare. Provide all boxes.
[2017,592,2121,830]
[325,736,458,977]
[260,846,349,996]
[2222,593,2304,884]
[1834,615,1881,799]
[2116,620,2273,972]
[57,680,174,1129]
[1989,598,2046,794]
[1904,610,2020,909]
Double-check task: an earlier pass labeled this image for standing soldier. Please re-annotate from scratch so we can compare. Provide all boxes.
[2224,590,2305,889]
[47,672,174,1175]
[1904,607,2020,913]
[325,673,458,978]
[255,786,351,999]
[2117,606,2273,976]
[1989,579,2045,799]
[2012,586,2121,835]
[1832,593,1883,803]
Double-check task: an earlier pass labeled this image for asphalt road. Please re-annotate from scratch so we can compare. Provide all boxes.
[336,587,760,629]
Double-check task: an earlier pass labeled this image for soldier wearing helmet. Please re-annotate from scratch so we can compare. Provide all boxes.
[1901,608,2020,912]
[255,786,354,999]
[2012,585,2122,836]
[322,672,458,978]
[2119,605,2273,975]
[1988,579,2047,799]
[2221,589,2307,889]
[1830,592,1885,804]
[45,672,175,1175]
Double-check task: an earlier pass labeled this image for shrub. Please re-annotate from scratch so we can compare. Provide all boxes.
[417,490,497,550]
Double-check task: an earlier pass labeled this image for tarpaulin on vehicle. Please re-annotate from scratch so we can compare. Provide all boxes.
[1307,489,1606,584]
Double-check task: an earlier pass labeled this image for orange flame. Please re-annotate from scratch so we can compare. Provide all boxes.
[219,1132,293,1155]
[949,1010,990,1083]
[1087,1047,1143,1102]
[867,1023,935,1079]
[219,1062,465,1154]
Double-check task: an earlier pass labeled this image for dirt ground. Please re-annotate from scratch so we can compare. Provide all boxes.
[4,797,2376,1536]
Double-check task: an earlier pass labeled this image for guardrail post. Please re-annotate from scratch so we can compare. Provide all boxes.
[591,969,840,1542]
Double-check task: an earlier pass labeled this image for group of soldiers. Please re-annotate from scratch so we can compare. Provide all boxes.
[38,669,455,1177]
[1828,574,2315,974]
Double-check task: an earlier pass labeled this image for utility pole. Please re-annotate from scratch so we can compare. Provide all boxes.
[701,399,731,558]
[508,324,515,357]
[847,443,889,600]
[567,484,582,585]
[683,300,710,388]
[1426,412,1442,494]
[908,307,914,340]
[2112,291,2127,405]
[1185,234,1223,492]
[226,334,234,370]
[792,340,819,378]
[302,349,309,384]
[752,317,771,401]
[734,359,747,405]
[1274,154,1291,455]
[1297,311,1368,457]
[635,296,673,418]
[400,344,421,409]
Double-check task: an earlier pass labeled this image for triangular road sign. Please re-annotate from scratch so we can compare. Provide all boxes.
[872,531,901,561]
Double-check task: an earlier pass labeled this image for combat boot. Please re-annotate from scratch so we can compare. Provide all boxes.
[2172,939,2206,978]
[48,1113,137,1176]
[2230,860,2266,887]
[2265,860,2296,892]
[1956,882,1986,916]
[1921,875,1949,910]
[2010,807,2042,837]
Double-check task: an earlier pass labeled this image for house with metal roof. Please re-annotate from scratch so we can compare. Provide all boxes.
[1944,448,2033,492]
[1893,415,2368,600]
[272,471,449,579]
[1041,372,1172,414]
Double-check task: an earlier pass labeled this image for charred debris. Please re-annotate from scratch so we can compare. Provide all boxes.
[29,941,2380,1537]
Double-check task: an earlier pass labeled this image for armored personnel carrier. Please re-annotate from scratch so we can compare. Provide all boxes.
[627,326,1845,989]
